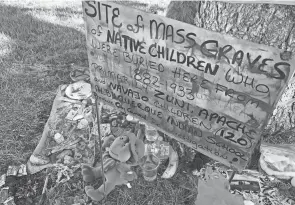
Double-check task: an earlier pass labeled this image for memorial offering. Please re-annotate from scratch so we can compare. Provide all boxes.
[82,1,295,170]
[81,132,145,201]
[139,153,160,181]
[27,83,96,174]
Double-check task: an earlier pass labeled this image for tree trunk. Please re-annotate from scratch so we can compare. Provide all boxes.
[166,1,295,138]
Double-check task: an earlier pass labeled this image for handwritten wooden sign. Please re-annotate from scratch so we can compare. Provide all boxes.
[82,1,295,170]
[210,0,295,5]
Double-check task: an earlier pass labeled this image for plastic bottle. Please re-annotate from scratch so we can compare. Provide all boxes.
[145,124,158,142]
[142,123,159,155]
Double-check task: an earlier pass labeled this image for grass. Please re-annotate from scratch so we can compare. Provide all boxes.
[41,156,199,205]
[0,1,201,204]
[0,0,87,175]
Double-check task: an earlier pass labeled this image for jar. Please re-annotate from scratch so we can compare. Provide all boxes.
[145,124,159,142]
[154,140,170,163]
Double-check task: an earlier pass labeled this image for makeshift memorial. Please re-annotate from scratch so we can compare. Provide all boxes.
[139,153,160,181]
[27,83,95,175]
[81,132,145,201]
[83,0,295,171]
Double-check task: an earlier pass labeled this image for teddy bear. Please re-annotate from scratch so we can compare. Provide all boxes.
[81,131,145,201]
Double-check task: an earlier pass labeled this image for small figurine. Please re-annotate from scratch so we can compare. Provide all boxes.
[81,132,145,201]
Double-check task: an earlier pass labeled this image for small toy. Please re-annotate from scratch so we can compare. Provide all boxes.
[81,132,145,201]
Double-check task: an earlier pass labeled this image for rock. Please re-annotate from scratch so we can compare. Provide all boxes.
[126,115,139,123]
[260,142,295,180]
[54,133,65,144]
[64,156,74,165]
[291,177,295,187]
[29,155,50,165]
[244,200,255,205]
[77,119,88,129]
[56,150,73,160]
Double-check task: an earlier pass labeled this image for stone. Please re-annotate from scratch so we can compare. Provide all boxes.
[77,119,88,129]
[54,133,65,144]
[0,175,6,188]
[260,142,295,180]
[244,200,255,205]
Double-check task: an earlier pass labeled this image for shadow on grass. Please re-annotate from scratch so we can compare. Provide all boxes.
[0,4,88,66]
[0,3,90,204]
[0,3,88,174]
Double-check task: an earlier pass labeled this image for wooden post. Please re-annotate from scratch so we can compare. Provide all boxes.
[94,96,106,198]
[228,171,236,183]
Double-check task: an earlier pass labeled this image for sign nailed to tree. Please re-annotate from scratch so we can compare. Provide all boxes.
[82,1,295,170]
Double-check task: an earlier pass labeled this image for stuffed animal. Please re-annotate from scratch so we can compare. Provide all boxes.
[81,132,145,201]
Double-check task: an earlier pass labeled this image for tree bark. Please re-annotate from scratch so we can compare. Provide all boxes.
[166,1,295,136]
